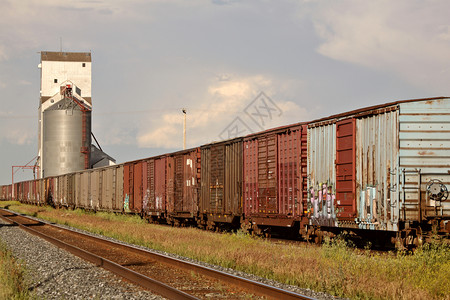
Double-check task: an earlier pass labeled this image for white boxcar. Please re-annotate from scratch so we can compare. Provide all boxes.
[307,97,450,241]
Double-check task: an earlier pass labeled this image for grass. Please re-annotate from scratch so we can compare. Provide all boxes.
[0,240,33,300]
[1,201,449,299]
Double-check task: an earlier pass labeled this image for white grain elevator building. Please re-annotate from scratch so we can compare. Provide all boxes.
[38,51,92,178]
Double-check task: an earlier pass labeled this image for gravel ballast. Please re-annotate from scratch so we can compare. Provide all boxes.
[1,210,343,300]
[0,218,163,300]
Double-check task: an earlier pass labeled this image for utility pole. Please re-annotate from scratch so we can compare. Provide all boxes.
[182,108,186,150]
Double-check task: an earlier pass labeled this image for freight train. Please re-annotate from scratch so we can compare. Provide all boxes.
[1,97,449,248]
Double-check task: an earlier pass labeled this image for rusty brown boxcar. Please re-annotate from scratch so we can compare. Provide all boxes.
[2,184,12,200]
[26,179,38,205]
[123,160,146,214]
[143,155,167,222]
[37,179,44,205]
[1,185,8,200]
[166,148,201,225]
[242,123,308,235]
[199,138,243,230]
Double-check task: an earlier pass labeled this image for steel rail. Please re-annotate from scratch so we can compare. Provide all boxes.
[0,209,198,300]
[0,209,314,300]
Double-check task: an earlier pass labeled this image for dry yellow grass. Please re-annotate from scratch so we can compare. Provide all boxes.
[2,202,449,300]
[0,239,33,300]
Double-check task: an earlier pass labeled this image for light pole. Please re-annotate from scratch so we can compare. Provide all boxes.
[182,108,186,150]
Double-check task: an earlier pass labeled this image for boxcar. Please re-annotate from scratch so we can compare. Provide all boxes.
[36,179,43,205]
[242,123,309,236]
[90,169,101,210]
[0,185,8,200]
[307,97,450,246]
[27,179,38,205]
[199,137,243,230]
[166,147,201,225]
[77,171,90,209]
[98,164,124,212]
[123,159,146,214]
[43,177,54,206]
[142,155,167,222]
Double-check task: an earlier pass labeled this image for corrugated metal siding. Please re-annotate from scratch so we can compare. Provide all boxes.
[101,167,114,210]
[143,159,153,213]
[31,180,36,203]
[200,147,211,213]
[355,110,399,231]
[80,171,90,208]
[123,163,133,212]
[210,144,225,212]
[183,150,200,213]
[23,181,29,203]
[45,178,53,205]
[90,170,100,209]
[243,125,306,220]
[53,177,59,205]
[67,174,75,207]
[154,157,166,213]
[114,165,124,211]
[56,177,62,205]
[175,155,183,211]
[307,123,337,226]
[200,139,242,217]
[167,149,200,217]
[38,179,45,204]
[399,99,450,221]
[74,173,81,207]
[243,139,258,215]
[277,127,302,216]
[1,186,6,200]
[133,161,143,213]
[225,140,242,215]
[167,156,175,213]
[201,144,225,214]
[258,134,277,214]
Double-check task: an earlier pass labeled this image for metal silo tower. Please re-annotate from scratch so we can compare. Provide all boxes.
[37,51,92,178]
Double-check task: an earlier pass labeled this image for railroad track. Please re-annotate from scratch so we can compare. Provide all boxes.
[0,209,313,300]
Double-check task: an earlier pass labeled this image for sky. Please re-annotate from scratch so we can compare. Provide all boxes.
[1,0,449,184]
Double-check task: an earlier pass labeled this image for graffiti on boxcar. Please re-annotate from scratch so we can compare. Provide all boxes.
[124,194,130,212]
[358,186,380,230]
[155,196,163,210]
[309,183,338,227]
[143,189,150,211]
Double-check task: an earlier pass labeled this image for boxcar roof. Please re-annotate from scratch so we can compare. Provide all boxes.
[243,121,307,140]
[309,96,449,126]
[201,136,244,148]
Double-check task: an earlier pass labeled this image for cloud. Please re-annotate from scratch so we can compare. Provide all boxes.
[0,45,7,62]
[437,25,450,41]
[212,0,241,5]
[309,0,450,92]
[137,74,308,149]
[5,130,34,145]
[19,80,32,86]
[0,109,35,145]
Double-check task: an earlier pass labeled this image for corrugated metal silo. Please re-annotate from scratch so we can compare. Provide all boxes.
[42,98,91,177]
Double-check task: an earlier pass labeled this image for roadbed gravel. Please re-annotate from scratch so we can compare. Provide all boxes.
[0,217,163,300]
[1,210,344,300]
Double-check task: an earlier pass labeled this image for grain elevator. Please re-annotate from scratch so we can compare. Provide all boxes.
[37,51,92,178]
